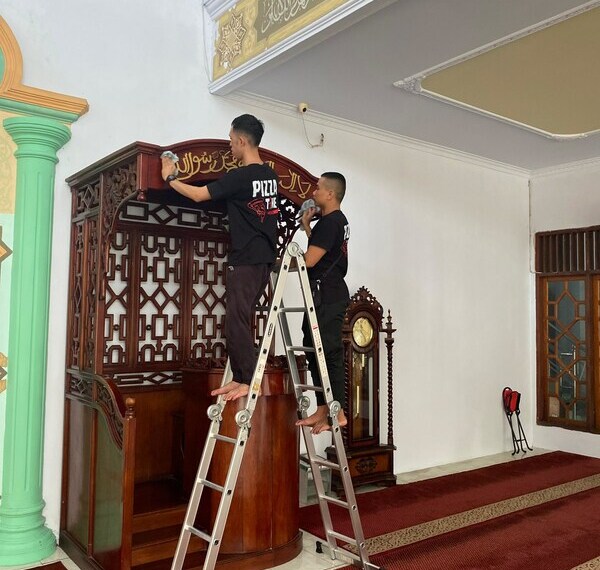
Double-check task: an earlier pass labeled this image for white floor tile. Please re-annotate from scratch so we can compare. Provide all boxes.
[267,549,346,570]
[41,547,69,564]
[59,560,83,570]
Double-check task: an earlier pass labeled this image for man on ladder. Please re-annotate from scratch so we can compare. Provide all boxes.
[298,172,350,434]
[161,114,279,402]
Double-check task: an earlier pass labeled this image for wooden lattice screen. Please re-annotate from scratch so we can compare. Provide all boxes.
[66,140,317,388]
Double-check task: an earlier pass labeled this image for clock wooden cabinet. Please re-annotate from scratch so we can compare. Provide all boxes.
[327,287,396,491]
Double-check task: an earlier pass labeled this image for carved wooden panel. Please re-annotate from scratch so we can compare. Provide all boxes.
[83,217,99,371]
[74,178,100,218]
[70,222,85,369]
[67,140,317,387]
[137,232,183,364]
[104,230,130,366]
[191,238,228,360]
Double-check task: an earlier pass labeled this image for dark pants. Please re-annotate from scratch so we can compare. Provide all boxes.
[302,300,348,407]
[225,264,271,384]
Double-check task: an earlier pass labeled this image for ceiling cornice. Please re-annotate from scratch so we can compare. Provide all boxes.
[531,155,600,179]
[227,91,531,178]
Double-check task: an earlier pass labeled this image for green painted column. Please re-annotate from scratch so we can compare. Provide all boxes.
[0,116,71,565]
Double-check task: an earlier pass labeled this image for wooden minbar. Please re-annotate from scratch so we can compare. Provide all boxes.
[60,140,318,570]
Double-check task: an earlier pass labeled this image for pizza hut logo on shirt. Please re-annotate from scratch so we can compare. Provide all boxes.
[248,199,266,222]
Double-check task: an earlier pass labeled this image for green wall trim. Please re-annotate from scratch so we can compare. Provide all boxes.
[0,115,71,565]
[0,97,80,124]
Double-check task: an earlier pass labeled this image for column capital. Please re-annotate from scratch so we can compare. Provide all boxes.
[3,115,71,161]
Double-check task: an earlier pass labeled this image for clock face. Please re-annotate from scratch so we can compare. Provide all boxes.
[352,317,374,348]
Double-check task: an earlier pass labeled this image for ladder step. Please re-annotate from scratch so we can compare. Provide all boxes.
[320,494,350,509]
[186,526,211,543]
[296,384,324,393]
[311,457,340,470]
[280,307,306,313]
[213,434,237,444]
[288,346,315,352]
[199,479,224,493]
[328,529,358,546]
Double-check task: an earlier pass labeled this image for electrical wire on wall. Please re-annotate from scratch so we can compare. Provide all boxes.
[298,103,325,148]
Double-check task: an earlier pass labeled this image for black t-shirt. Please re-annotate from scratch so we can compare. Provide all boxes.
[207,164,279,265]
[308,210,350,304]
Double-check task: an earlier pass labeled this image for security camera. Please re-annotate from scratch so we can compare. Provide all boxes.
[298,103,309,113]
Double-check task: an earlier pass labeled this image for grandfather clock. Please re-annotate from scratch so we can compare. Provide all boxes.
[327,287,396,491]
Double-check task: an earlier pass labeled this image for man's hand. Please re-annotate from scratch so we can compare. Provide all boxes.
[301,207,316,234]
[161,157,177,181]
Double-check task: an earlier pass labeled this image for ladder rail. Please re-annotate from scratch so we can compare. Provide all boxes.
[293,249,372,566]
[170,241,377,570]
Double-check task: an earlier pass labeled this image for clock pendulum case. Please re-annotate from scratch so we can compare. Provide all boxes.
[327,287,397,492]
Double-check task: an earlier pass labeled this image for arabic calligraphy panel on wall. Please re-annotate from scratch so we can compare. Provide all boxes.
[213,0,348,79]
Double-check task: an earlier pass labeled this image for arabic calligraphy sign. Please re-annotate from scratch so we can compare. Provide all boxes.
[213,0,350,80]
[256,0,327,41]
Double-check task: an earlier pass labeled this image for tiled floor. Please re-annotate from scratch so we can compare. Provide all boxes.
[9,448,549,570]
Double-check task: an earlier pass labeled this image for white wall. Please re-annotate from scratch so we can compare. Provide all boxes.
[530,162,600,458]
[2,0,531,536]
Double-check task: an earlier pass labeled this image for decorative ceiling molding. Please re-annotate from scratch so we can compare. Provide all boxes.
[226,90,530,178]
[204,0,239,20]
[394,0,600,141]
[0,16,88,119]
[531,155,600,180]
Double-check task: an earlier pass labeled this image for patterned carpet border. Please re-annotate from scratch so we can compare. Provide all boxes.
[573,557,600,570]
[343,472,600,556]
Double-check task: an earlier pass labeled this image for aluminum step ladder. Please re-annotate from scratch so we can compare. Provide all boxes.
[171,241,379,570]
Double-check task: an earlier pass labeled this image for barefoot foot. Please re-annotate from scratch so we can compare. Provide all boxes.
[211,380,243,397]
[223,383,251,401]
[296,405,348,434]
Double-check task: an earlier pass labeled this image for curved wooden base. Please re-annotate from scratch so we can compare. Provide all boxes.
[183,364,300,555]
[197,532,303,570]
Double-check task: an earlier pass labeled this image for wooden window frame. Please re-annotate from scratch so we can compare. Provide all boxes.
[535,225,600,433]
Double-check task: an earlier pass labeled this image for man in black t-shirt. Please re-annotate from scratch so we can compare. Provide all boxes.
[297,172,350,434]
[161,114,278,401]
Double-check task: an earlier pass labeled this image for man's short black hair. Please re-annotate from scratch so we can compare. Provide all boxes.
[231,114,265,147]
[321,172,346,203]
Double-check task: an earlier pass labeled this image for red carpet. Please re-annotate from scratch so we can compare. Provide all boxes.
[299,452,600,569]
[337,486,600,569]
[43,564,68,569]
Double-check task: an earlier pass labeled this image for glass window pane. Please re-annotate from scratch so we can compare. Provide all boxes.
[559,374,574,404]
[574,401,587,422]
[558,295,576,325]
[558,337,574,362]
[548,357,560,377]
[548,281,564,302]
[568,280,585,301]
[548,321,561,340]
[571,320,586,341]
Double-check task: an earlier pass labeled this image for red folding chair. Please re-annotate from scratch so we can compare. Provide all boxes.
[502,387,533,455]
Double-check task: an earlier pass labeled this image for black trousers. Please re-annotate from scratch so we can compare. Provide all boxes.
[302,299,348,407]
[225,264,270,384]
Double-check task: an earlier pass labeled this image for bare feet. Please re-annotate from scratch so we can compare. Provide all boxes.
[296,405,348,434]
[211,381,251,401]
